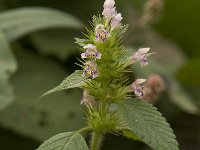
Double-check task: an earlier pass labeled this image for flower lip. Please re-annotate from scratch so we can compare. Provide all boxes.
[130,79,146,98]
[83,61,99,79]
[81,44,102,59]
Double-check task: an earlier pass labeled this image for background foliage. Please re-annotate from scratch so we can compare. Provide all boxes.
[0,0,200,149]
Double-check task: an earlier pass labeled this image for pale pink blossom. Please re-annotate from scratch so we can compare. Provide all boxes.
[81,44,102,59]
[130,47,150,67]
[102,0,117,21]
[104,0,115,8]
[111,13,123,29]
[129,79,146,98]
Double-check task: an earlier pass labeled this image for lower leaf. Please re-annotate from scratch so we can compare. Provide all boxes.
[118,98,179,150]
[37,132,89,150]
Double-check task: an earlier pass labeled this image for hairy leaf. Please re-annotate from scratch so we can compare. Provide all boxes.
[37,132,89,150]
[118,98,179,150]
[41,70,87,98]
[0,7,82,41]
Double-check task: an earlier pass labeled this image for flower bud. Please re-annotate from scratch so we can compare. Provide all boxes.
[81,90,96,107]
[111,13,123,30]
[104,0,115,8]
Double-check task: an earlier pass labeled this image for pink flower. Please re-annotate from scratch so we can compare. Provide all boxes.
[104,0,115,8]
[111,13,123,30]
[130,47,150,67]
[129,79,146,98]
[102,0,117,21]
[81,44,102,59]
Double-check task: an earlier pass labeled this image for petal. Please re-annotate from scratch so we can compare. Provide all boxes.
[81,53,87,59]
[138,47,150,55]
[135,79,146,85]
[92,70,99,79]
[95,52,102,59]
[104,0,115,8]
[83,44,96,50]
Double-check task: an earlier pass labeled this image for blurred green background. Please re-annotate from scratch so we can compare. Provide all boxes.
[0,0,200,149]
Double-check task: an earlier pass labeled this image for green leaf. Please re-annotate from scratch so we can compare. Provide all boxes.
[41,70,87,98]
[37,132,89,150]
[0,32,17,110]
[0,71,14,111]
[0,48,84,141]
[0,32,17,73]
[0,7,82,41]
[31,30,80,60]
[118,98,179,150]
[169,81,199,115]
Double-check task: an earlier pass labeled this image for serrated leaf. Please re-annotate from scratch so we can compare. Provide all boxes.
[0,7,82,41]
[37,132,89,150]
[118,98,179,150]
[41,70,87,98]
[0,32,17,110]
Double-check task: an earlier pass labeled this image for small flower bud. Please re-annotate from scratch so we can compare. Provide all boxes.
[81,90,96,107]
[104,0,115,8]
[111,13,123,30]
[102,0,117,22]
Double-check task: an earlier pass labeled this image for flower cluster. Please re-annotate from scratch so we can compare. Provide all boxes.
[79,0,153,101]
[81,0,124,79]
[102,0,123,30]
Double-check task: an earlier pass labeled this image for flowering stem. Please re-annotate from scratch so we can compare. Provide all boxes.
[90,132,103,150]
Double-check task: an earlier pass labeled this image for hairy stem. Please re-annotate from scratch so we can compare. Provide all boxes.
[90,132,103,150]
